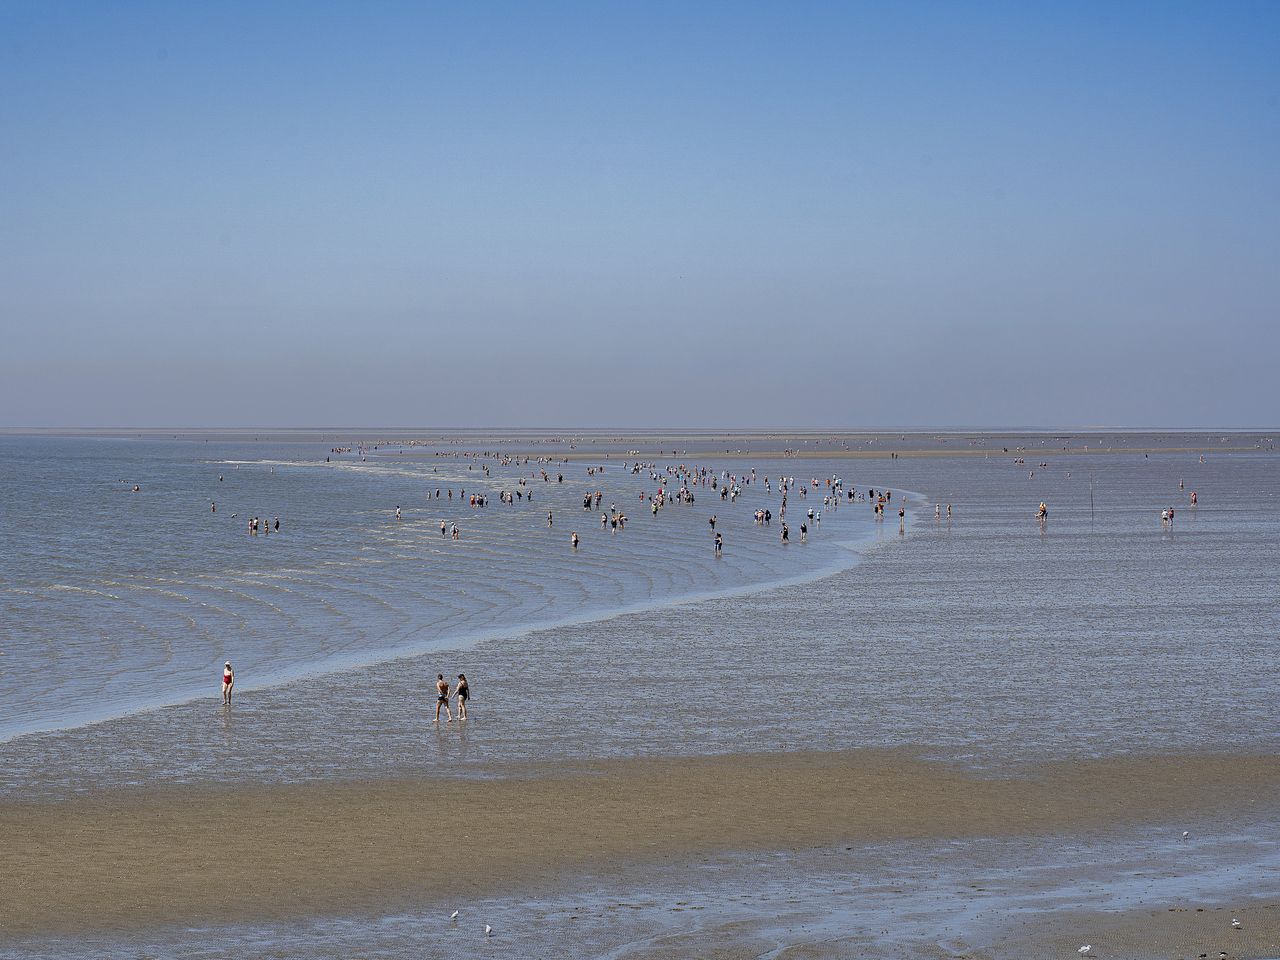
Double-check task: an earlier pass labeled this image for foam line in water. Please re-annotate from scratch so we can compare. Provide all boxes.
[0,511,899,745]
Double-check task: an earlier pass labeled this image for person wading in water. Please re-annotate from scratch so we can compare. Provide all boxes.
[433,673,453,723]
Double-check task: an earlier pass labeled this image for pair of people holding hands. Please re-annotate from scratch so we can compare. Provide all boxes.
[433,673,470,722]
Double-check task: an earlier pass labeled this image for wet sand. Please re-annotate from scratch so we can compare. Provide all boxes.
[387,440,1265,460]
[988,900,1280,960]
[610,902,1280,960]
[4,749,1279,941]
[4,425,1270,459]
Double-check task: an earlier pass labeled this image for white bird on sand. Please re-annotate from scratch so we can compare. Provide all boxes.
[1232,918,1242,928]
[1182,831,1190,841]
[450,910,459,921]
[485,924,493,937]
[1078,947,1092,956]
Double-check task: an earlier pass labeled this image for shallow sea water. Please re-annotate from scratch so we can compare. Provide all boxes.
[2,437,1276,795]
[0,436,869,743]
[2,431,1278,957]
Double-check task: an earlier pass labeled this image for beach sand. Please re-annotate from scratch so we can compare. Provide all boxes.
[988,900,1280,960]
[607,901,1280,959]
[4,749,1278,942]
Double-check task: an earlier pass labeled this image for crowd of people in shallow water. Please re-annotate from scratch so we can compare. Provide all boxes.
[201,441,1211,718]
[246,515,280,534]
[209,450,900,712]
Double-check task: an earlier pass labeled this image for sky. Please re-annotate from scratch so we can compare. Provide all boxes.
[1,2,1277,429]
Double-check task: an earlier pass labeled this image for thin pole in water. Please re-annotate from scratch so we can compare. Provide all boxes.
[1089,471,1095,522]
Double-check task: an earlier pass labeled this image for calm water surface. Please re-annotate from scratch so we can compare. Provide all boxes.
[3,431,1278,958]
[1,434,1276,795]
[0,437,871,743]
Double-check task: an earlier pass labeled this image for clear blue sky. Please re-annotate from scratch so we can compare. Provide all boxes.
[2,2,1277,428]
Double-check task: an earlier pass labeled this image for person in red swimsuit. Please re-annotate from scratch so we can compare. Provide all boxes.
[222,661,234,705]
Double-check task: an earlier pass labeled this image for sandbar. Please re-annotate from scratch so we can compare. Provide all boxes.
[3,749,1278,940]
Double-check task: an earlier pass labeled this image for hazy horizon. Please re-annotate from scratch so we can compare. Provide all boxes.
[3,3,1277,428]
[1,423,1275,437]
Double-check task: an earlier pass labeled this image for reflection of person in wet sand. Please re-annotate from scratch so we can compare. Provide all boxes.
[434,673,453,723]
